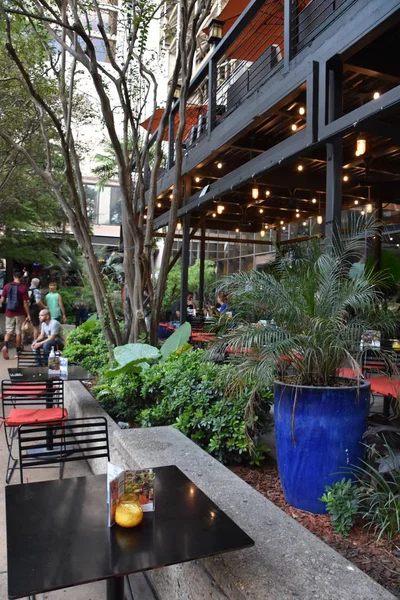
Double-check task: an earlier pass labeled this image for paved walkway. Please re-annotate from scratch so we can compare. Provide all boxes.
[0,343,155,600]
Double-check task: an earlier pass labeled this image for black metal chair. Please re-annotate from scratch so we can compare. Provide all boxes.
[1,379,66,483]
[18,416,110,483]
[17,350,39,368]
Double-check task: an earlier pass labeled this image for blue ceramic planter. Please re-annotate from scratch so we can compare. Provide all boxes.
[274,379,370,514]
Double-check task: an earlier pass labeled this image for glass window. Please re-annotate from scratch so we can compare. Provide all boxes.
[90,38,116,63]
[84,185,98,224]
[87,11,117,35]
[110,187,122,224]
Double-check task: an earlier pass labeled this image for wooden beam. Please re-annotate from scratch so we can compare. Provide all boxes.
[345,63,400,86]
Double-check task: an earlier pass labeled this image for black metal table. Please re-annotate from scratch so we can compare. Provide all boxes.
[6,466,254,600]
[8,365,93,381]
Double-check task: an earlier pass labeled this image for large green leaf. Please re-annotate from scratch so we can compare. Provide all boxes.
[114,343,160,367]
[105,361,150,378]
[160,322,191,361]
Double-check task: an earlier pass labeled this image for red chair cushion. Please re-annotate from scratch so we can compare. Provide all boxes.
[6,407,68,426]
[3,384,48,398]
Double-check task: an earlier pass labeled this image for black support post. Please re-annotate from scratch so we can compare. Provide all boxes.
[325,57,343,250]
[373,200,382,272]
[199,221,206,311]
[167,107,176,171]
[180,176,191,324]
[284,0,294,70]
[208,58,217,138]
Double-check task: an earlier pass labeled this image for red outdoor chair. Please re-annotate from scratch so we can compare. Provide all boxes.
[1,379,67,483]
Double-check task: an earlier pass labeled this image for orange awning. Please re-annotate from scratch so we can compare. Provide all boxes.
[204,0,311,62]
[140,105,208,142]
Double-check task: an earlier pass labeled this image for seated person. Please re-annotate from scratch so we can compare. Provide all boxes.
[209,292,231,316]
[31,309,65,365]
[170,291,196,327]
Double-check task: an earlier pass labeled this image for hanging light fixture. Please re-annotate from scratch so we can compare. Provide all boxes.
[354,200,359,205]
[355,135,366,157]
[235,228,240,233]
[282,226,286,231]
[366,203,373,214]
[217,162,223,169]
[265,189,271,197]
[264,224,268,229]
[252,186,259,199]
[173,84,181,100]
[317,215,323,225]
[302,221,307,226]
[260,229,266,238]
[316,195,323,225]
[217,204,225,214]
[212,212,217,218]
[297,164,304,172]
[157,202,162,208]
[194,176,201,183]
[299,106,306,116]
[259,208,264,214]
[361,210,365,216]
[207,19,224,46]
[296,212,300,218]
[311,198,317,204]
[280,220,284,225]
[291,124,298,132]
[176,220,182,230]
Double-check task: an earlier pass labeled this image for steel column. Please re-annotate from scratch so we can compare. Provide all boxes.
[284,0,294,70]
[199,221,206,310]
[325,58,343,250]
[180,176,191,324]
[373,200,382,272]
[208,58,217,137]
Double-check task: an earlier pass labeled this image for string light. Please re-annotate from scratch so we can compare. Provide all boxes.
[296,213,300,218]
[291,124,297,132]
[259,208,264,214]
[169,193,173,199]
[299,106,305,116]
[280,220,284,225]
[354,200,359,205]
[157,202,162,208]
[282,226,286,231]
[296,208,300,213]
[317,215,323,225]
[390,237,394,241]
[356,136,366,157]
[361,210,365,216]
[265,189,271,196]
[343,175,349,182]
[373,91,380,100]
[312,198,317,204]
[297,164,304,172]
[264,224,268,229]
[194,176,200,183]
[217,162,223,169]
[143,214,147,220]
[302,221,307,226]
[212,212,216,218]
[217,204,225,214]
[176,220,182,231]
[260,229,266,238]
[252,187,259,199]
[235,228,240,233]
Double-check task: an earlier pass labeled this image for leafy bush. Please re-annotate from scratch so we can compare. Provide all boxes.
[352,442,400,542]
[63,321,110,374]
[319,478,360,535]
[138,350,273,464]
[94,373,144,423]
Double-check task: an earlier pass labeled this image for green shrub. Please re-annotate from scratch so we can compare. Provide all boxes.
[63,321,110,374]
[319,478,360,535]
[94,373,144,423]
[138,350,273,464]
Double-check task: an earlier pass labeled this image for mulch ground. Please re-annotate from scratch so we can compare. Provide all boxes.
[230,459,400,599]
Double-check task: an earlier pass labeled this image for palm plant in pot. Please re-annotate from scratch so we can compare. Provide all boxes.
[211,227,398,513]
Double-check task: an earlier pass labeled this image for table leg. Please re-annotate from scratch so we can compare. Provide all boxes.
[107,575,125,600]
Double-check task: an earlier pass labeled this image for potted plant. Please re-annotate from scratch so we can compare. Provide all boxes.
[211,230,398,513]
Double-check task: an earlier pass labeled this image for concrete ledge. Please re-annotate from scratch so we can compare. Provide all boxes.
[114,426,397,600]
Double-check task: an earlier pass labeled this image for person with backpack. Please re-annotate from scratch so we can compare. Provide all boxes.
[0,269,30,359]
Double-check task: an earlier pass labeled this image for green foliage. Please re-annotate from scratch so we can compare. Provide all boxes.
[160,321,191,361]
[94,373,144,423]
[211,222,399,388]
[366,249,400,293]
[63,321,109,374]
[105,343,160,377]
[138,350,273,464]
[319,478,360,535]
[352,442,400,542]
[161,259,217,317]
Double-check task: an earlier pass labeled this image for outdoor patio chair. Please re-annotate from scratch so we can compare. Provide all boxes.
[1,379,67,483]
[18,416,110,483]
[17,350,39,368]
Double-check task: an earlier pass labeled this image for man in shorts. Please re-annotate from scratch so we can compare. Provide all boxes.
[32,309,64,365]
[0,270,31,359]
[29,278,46,340]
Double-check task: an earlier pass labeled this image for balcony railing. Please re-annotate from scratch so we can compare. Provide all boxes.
[158,0,358,172]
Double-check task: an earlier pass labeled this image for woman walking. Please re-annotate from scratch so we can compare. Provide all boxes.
[46,283,67,323]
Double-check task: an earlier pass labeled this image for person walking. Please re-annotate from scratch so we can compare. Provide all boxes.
[46,282,67,323]
[0,269,31,359]
[29,278,46,340]
[31,309,65,365]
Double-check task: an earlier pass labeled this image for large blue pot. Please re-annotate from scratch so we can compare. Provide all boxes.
[274,379,370,514]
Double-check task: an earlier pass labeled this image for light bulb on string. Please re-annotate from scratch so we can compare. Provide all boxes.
[217,204,225,214]
[317,215,323,225]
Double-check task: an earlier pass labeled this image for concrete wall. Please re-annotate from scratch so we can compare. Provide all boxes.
[65,382,397,600]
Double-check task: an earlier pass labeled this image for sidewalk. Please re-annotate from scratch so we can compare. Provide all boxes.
[0,344,155,600]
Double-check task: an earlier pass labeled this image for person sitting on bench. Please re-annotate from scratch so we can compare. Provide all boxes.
[31,309,64,365]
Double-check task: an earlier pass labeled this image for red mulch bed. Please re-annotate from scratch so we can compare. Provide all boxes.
[230,459,400,599]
